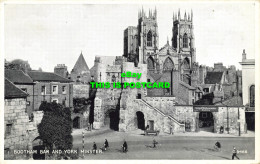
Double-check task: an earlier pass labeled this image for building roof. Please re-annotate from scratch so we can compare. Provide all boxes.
[205,72,224,84]
[71,52,89,74]
[5,69,34,84]
[27,71,72,83]
[214,96,243,106]
[5,78,28,99]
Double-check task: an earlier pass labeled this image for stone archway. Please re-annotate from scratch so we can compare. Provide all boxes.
[32,137,45,160]
[198,112,214,132]
[104,108,120,131]
[136,111,145,130]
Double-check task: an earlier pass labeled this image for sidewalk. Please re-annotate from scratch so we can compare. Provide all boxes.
[128,129,255,138]
[72,127,255,138]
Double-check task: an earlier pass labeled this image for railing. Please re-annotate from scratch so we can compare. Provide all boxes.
[136,99,184,126]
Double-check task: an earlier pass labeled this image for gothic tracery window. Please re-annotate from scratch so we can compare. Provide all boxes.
[163,57,174,71]
[147,30,152,47]
[147,57,155,70]
[250,85,255,107]
[183,33,188,48]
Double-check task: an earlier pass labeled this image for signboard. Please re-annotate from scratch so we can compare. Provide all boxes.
[193,106,218,112]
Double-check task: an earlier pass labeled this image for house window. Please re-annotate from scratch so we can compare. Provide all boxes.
[52,85,58,94]
[147,30,152,47]
[250,85,255,107]
[62,86,66,94]
[192,99,195,104]
[21,88,27,92]
[5,124,12,136]
[147,79,151,82]
[41,86,46,95]
[183,33,188,48]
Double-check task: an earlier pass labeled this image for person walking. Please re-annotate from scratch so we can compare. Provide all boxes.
[104,139,109,151]
[122,140,128,153]
[93,142,97,155]
[214,141,221,151]
[232,147,240,160]
[153,138,158,148]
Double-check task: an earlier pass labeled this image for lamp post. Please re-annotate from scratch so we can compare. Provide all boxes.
[82,131,85,158]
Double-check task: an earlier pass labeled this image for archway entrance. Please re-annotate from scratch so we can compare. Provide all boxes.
[136,111,145,130]
[32,137,45,160]
[73,117,80,129]
[109,110,119,131]
[199,112,214,132]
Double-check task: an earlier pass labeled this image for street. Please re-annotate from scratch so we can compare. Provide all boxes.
[72,128,255,160]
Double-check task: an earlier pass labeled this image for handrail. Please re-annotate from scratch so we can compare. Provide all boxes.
[135,99,185,126]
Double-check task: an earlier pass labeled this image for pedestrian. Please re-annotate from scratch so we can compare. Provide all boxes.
[122,140,128,153]
[232,146,240,160]
[214,141,221,151]
[104,139,109,151]
[153,138,158,148]
[93,142,97,154]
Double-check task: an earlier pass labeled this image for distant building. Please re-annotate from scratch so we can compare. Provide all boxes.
[5,69,35,115]
[54,64,68,78]
[70,52,91,84]
[27,71,74,111]
[5,69,74,115]
[239,49,255,131]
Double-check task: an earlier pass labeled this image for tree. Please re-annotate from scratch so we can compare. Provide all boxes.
[5,59,32,72]
[38,102,73,153]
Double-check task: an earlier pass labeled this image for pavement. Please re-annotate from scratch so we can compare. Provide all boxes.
[72,127,255,138]
[71,127,255,160]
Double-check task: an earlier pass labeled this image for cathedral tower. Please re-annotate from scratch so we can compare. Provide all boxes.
[137,7,159,64]
[172,9,196,85]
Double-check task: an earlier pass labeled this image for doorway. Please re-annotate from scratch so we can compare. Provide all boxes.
[136,111,145,130]
[199,112,214,132]
[148,120,154,131]
[73,117,80,129]
[109,110,119,131]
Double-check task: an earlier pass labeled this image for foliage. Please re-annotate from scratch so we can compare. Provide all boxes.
[5,59,32,72]
[37,102,73,152]
[73,97,89,113]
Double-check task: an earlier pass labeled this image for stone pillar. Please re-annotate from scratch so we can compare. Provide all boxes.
[93,97,104,129]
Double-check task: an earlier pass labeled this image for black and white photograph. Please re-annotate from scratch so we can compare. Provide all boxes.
[2,0,259,162]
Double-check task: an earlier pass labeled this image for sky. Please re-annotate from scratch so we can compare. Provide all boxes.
[4,2,256,72]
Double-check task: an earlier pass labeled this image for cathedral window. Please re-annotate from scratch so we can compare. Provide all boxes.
[183,33,188,48]
[147,56,155,70]
[182,58,190,70]
[147,30,152,47]
[250,85,255,107]
[112,75,116,82]
[163,57,174,71]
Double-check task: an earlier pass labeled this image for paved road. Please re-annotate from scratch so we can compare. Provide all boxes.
[72,129,255,160]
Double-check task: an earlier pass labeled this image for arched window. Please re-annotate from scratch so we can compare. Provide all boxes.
[250,85,255,107]
[111,75,116,82]
[183,33,188,48]
[147,56,155,70]
[147,30,152,47]
[163,57,174,71]
[182,57,190,70]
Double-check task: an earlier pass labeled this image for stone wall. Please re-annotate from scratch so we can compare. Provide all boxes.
[174,105,246,134]
[4,98,43,159]
[73,84,90,98]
